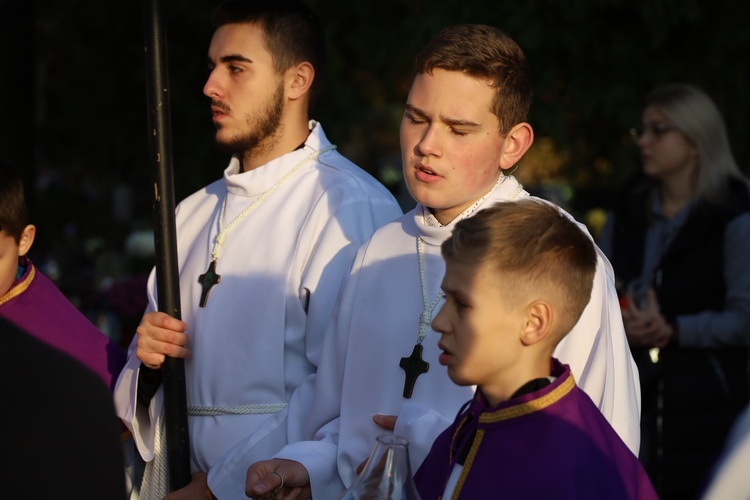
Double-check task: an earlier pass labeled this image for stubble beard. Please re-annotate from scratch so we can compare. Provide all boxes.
[216,82,285,158]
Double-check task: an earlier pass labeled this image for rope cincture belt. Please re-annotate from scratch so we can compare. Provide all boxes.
[188,403,288,416]
[140,403,288,499]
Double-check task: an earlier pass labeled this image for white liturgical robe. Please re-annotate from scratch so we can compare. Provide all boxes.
[277,174,641,499]
[113,122,402,498]
[701,403,750,500]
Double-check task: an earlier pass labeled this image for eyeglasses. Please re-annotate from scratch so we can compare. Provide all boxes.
[629,123,679,140]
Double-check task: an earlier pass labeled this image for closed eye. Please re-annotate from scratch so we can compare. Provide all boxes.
[404,111,426,126]
[445,293,468,311]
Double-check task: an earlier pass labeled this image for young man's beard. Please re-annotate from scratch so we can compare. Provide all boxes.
[218,82,285,157]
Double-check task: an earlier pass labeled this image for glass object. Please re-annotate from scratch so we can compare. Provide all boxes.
[338,434,422,500]
[626,277,650,310]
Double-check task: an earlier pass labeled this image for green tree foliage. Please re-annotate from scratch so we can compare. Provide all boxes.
[4,0,744,313]
[307,0,750,211]
[26,0,750,232]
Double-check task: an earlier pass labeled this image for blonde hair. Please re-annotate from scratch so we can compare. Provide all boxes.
[442,199,597,337]
[645,83,749,204]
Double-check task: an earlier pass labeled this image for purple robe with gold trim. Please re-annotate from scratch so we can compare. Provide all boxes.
[415,359,657,499]
[0,257,126,391]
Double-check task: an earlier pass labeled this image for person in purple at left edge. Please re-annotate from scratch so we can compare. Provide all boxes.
[416,199,657,499]
[2,317,127,500]
[0,158,126,392]
[0,157,138,496]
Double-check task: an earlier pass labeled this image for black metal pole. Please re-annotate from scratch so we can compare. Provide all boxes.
[142,0,191,490]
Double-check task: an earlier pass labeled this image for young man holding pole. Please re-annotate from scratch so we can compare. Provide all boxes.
[113,1,401,498]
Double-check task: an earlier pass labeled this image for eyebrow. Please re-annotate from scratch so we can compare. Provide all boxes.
[440,284,463,300]
[208,54,254,65]
[405,104,481,129]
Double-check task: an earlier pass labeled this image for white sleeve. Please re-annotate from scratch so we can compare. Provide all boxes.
[113,274,161,462]
[208,195,399,498]
[701,404,750,499]
[273,245,371,499]
[393,401,454,470]
[554,246,641,455]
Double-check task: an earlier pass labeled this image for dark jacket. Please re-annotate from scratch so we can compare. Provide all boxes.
[608,178,750,499]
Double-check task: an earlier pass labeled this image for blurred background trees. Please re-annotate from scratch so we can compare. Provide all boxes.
[1,0,748,340]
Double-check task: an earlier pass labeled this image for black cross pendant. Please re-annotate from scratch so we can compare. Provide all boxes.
[399,343,429,399]
[198,260,221,308]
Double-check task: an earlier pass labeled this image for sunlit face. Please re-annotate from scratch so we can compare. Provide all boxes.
[204,23,285,160]
[400,69,506,225]
[0,231,22,297]
[636,106,697,182]
[432,258,527,404]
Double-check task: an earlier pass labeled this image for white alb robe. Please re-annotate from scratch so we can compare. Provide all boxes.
[277,174,641,499]
[113,121,402,498]
[701,403,750,499]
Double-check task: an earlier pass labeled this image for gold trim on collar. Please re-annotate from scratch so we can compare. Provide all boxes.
[479,373,576,424]
[0,265,36,306]
[447,374,575,498]
[451,429,485,500]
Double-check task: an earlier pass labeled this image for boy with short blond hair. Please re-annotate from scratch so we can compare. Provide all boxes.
[416,199,656,499]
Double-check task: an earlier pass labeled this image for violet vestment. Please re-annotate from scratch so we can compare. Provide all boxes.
[0,256,126,391]
[415,359,657,500]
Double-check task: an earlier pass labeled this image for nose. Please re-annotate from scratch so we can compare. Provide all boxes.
[431,303,448,335]
[635,132,652,150]
[629,127,652,149]
[203,68,222,99]
[416,124,440,157]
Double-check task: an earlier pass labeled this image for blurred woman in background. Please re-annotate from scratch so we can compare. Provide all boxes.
[598,83,750,499]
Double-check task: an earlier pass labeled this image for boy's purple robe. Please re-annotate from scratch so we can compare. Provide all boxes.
[0,257,126,391]
[415,359,657,499]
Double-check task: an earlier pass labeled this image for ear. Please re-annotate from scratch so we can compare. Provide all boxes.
[286,62,315,101]
[18,224,36,257]
[499,122,534,171]
[520,300,551,346]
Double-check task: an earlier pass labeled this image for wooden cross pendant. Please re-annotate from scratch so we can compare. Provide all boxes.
[399,343,429,399]
[198,260,221,308]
